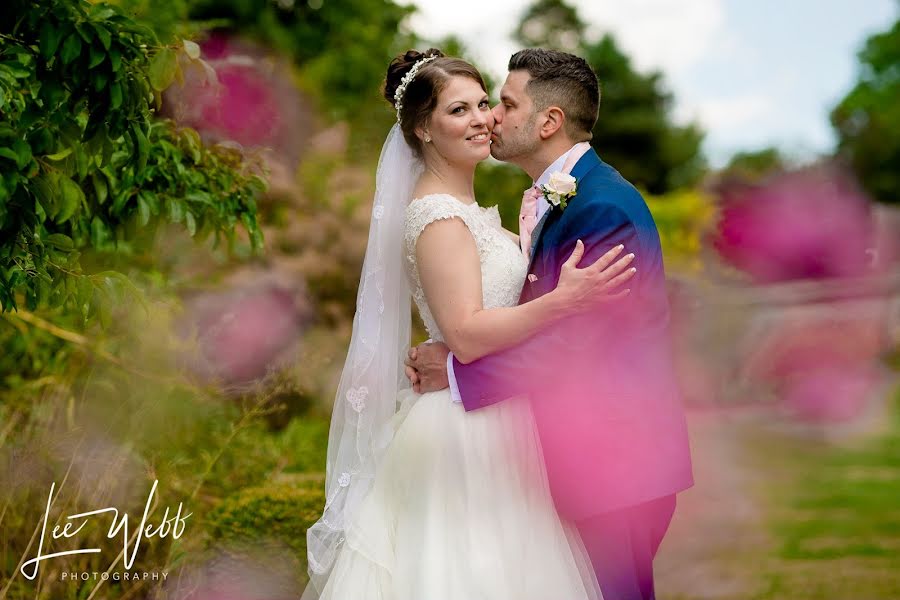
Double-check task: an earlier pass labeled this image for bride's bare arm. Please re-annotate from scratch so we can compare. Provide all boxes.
[416,217,634,364]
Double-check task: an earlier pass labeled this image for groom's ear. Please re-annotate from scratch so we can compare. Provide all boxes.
[539,106,566,140]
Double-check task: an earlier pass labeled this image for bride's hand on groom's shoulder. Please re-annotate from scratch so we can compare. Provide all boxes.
[404,342,450,394]
[553,241,636,315]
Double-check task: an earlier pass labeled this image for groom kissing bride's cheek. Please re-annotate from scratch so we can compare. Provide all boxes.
[304,47,693,600]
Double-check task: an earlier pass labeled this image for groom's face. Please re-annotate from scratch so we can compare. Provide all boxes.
[490,70,541,164]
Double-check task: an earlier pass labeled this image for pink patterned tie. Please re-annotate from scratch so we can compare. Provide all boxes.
[519,143,592,261]
[519,185,542,260]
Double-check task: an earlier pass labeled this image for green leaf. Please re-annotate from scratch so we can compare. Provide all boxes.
[75,144,89,179]
[250,226,264,252]
[92,171,108,205]
[137,193,150,226]
[148,48,178,92]
[46,233,74,251]
[33,174,56,218]
[101,136,113,167]
[56,175,85,224]
[182,127,202,163]
[109,81,122,109]
[131,123,149,172]
[186,191,212,204]
[39,22,63,59]
[61,33,82,66]
[185,210,196,236]
[167,197,184,223]
[45,147,73,161]
[1,62,31,79]
[92,69,108,91]
[89,5,116,20]
[90,215,107,247]
[12,140,32,170]
[0,148,18,163]
[109,48,121,73]
[91,23,112,50]
[74,22,93,44]
[88,44,105,69]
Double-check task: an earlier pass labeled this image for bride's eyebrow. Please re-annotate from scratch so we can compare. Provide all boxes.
[446,95,489,109]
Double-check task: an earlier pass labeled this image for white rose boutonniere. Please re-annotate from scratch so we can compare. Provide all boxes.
[541,172,578,210]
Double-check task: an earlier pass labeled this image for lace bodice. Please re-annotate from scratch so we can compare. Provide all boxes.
[404,194,528,341]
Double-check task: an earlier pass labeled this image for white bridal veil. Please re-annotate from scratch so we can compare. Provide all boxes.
[304,123,422,595]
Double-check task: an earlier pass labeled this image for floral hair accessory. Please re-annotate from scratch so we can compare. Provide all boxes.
[394,55,438,122]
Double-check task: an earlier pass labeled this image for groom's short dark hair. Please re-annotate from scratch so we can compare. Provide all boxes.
[508,49,599,140]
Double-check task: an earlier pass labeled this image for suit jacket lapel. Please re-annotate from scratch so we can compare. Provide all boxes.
[527,208,552,273]
[526,148,602,274]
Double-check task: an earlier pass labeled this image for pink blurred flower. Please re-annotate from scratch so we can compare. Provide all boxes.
[180,281,311,386]
[712,167,876,282]
[162,32,310,166]
[161,541,304,600]
[742,314,888,422]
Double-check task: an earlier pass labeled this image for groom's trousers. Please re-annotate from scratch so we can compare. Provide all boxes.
[575,494,676,600]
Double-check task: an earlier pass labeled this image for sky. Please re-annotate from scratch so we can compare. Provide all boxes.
[402,0,897,167]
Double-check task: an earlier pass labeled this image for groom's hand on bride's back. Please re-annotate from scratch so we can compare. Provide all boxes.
[404,342,451,394]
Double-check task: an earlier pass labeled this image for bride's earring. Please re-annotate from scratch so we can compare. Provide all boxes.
[424,133,431,143]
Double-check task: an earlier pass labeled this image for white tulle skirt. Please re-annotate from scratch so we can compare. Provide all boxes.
[315,388,602,600]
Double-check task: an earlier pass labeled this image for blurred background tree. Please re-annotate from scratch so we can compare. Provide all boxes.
[510,0,707,195]
[831,13,899,205]
[720,146,787,182]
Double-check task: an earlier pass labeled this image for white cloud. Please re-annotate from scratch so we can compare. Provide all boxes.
[406,0,730,80]
[691,94,772,132]
[579,0,728,76]
[402,0,525,78]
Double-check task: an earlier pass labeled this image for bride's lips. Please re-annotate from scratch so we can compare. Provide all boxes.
[466,131,491,144]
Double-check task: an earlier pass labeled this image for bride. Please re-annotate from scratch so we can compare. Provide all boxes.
[303,48,635,600]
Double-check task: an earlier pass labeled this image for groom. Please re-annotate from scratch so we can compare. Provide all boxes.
[405,48,694,600]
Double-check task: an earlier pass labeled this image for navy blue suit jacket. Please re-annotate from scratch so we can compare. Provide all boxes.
[453,148,694,518]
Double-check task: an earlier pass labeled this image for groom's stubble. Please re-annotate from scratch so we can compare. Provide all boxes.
[489,109,541,167]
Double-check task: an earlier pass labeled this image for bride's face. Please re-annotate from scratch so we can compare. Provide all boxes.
[420,76,494,166]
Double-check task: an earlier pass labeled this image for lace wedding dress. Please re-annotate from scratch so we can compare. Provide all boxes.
[315,193,600,600]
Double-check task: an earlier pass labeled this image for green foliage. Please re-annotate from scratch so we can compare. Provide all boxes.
[831,16,900,204]
[109,0,198,44]
[584,35,706,194]
[512,0,706,194]
[474,160,532,231]
[723,146,787,181]
[186,0,413,143]
[515,0,585,54]
[645,188,714,272]
[205,479,325,560]
[0,0,265,319]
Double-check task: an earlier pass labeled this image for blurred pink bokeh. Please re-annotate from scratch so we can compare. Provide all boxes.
[712,167,879,283]
[162,32,310,167]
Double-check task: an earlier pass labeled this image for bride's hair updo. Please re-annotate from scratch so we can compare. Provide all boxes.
[384,48,488,155]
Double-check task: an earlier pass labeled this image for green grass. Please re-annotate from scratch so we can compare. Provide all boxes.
[755,389,900,599]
